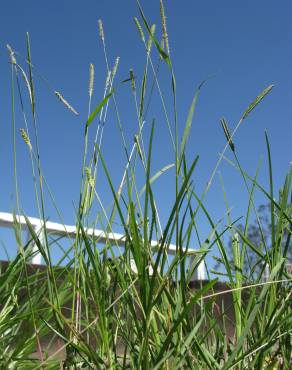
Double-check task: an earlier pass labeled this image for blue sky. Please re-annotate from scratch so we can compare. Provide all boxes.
[0,0,291,266]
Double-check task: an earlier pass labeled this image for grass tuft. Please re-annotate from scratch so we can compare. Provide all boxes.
[1,2,291,369]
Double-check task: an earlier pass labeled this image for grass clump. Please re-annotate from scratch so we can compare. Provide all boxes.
[1,1,291,369]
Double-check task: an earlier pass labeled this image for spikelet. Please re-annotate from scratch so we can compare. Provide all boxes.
[111,57,120,81]
[19,128,32,151]
[55,91,78,115]
[85,167,95,188]
[129,69,136,92]
[89,63,94,98]
[134,17,145,42]
[160,0,170,54]
[98,19,105,42]
[6,44,16,65]
[220,117,235,152]
[147,24,156,56]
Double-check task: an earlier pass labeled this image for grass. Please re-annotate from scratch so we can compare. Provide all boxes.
[1,1,291,368]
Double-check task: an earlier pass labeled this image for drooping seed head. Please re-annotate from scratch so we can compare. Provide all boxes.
[55,91,78,115]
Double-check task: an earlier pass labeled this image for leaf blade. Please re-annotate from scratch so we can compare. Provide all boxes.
[85,91,113,128]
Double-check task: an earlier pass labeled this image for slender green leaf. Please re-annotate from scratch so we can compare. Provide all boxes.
[85,91,113,127]
[139,163,174,196]
[179,80,207,168]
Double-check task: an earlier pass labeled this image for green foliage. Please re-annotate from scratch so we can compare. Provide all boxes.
[218,202,292,278]
[1,2,291,369]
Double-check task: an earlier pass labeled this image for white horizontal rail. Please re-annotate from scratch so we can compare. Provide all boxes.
[0,212,206,280]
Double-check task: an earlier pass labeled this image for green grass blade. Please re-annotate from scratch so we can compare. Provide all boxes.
[179,80,207,170]
[85,91,113,128]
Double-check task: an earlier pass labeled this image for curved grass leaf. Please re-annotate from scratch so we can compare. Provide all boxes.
[179,80,207,168]
[139,163,174,196]
[85,91,113,128]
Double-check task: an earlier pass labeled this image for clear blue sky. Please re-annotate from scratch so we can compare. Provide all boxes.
[0,0,291,266]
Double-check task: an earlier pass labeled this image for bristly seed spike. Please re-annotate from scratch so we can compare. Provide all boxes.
[98,19,105,43]
[19,128,32,151]
[55,91,79,115]
[134,17,145,43]
[89,63,94,98]
[130,69,136,92]
[160,0,170,55]
[85,167,95,188]
[111,57,120,81]
[7,44,17,65]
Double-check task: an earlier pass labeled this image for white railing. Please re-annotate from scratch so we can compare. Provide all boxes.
[0,212,206,280]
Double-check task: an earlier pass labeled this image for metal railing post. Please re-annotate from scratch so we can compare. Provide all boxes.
[189,255,205,281]
[195,259,206,280]
[0,212,205,281]
[263,262,270,282]
[29,223,44,265]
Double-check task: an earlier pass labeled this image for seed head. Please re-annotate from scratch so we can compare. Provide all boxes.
[134,17,145,42]
[160,0,170,54]
[111,57,120,81]
[89,63,94,98]
[98,19,105,42]
[19,128,32,151]
[55,91,78,115]
[7,44,16,65]
[129,69,136,92]
[85,167,95,188]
